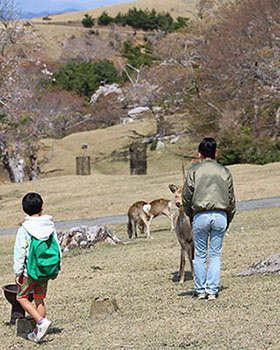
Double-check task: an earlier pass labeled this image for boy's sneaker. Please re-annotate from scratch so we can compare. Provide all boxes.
[197,293,207,300]
[27,330,40,343]
[208,294,217,301]
[37,318,52,340]
[28,318,51,342]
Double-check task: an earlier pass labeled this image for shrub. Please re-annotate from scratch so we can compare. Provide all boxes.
[98,7,189,32]
[98,11,114,26]
[121,41,157,80]
[82,14,95,28]
[217,130,280,165]
[53,60,120,99]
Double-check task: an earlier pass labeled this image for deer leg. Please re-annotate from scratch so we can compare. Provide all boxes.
[187,244,195,278]
[133,220,137,238]
[139,220,145,234]
[179,248,186,284]
[141,214,151,238]
[162,209,174,231]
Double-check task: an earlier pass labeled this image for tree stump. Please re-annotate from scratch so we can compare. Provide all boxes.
[89,297,120,320]
[129,142,147,175]
[16,317,36,338]
[76,156,91,175]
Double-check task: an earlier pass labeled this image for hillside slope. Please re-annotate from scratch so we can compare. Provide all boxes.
[32,0,199,22]
[39,118,195,177]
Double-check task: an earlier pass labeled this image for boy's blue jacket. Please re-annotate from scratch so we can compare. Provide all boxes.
[13,215,62,277]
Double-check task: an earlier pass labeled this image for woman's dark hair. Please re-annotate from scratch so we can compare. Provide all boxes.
[198,137,217,159]
[22,192,43,216]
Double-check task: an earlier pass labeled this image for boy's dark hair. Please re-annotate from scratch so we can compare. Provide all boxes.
[22,192,43,216]
[198,137,217,159]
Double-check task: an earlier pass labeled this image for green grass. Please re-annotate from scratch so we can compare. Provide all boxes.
[0,208,279,349]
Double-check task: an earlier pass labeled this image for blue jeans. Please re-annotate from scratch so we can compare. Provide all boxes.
[193,211,227,295]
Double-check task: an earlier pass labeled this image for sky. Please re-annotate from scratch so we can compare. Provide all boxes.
[17,0,133,13]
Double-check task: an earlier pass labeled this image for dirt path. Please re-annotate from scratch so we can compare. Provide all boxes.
[1,196,280,236]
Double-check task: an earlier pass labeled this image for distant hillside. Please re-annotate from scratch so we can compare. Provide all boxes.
[20,9,79,20]
[30,0,199,61]
[18,0,133,19]
[32,0,199,22]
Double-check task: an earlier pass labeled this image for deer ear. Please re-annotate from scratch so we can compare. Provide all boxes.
[169,184,178,193]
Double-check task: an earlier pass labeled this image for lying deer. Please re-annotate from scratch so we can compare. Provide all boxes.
[169,184,194,284]
[127,198,173,239]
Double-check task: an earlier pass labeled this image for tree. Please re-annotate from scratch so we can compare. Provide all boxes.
[0,0,25,56]
[0,0,42,181]
[82,14,95,28]
[30,89,93,139]
[158,0,280,147]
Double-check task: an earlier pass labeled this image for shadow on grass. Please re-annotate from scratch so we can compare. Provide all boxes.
[150,228,170,233]
[178,285,229,297]
[171,270,193,283]
[48,327,63,335]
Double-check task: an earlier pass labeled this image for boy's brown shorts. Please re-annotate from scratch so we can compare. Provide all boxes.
[17,276,48,300]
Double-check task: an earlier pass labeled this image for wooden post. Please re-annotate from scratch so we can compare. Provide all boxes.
[129,141,147,175]
[76,156,91,175]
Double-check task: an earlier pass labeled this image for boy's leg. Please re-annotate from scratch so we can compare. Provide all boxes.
[17,276,42,322]
[34,298,46,318]
[18,298,42,322]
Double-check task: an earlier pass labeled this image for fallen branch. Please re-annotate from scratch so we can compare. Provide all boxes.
[57,225,123,252]
[236,253,280,277]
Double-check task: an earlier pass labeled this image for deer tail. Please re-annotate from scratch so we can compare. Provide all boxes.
[143,204,151,215]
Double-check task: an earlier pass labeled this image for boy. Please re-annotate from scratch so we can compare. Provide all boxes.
[14,192,62,342]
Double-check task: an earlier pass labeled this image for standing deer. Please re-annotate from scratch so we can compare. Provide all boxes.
[127,201,151,239]
[148,198,174,231]
[127,198,174,239]
[169,184,194,284]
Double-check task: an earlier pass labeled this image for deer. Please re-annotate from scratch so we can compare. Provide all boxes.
[127,201,151,239]
[148,198,174,231]
[169,184,194,285]
[127,198,174,239]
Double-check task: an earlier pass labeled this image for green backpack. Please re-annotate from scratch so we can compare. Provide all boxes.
[26,232,61,281]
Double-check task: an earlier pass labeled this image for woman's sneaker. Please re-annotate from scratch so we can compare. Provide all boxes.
[28,318,52,342]
[197,293,207,300]
[208,294,217,301]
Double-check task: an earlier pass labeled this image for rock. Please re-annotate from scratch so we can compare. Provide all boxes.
[90,83,122,104]
[156,141,165,150]
[236,253,280,277]
[127,106,150,118]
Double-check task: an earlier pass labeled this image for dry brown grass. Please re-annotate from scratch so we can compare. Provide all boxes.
[33,0,199,23]
[0,207,279,349]
[30,0,199,61]
[0,118,280,230]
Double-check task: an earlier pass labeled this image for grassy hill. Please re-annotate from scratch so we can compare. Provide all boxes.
[32,0,199,23]
[1,118,280,230]
[39,119,194,177]
[30,0,199,61]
